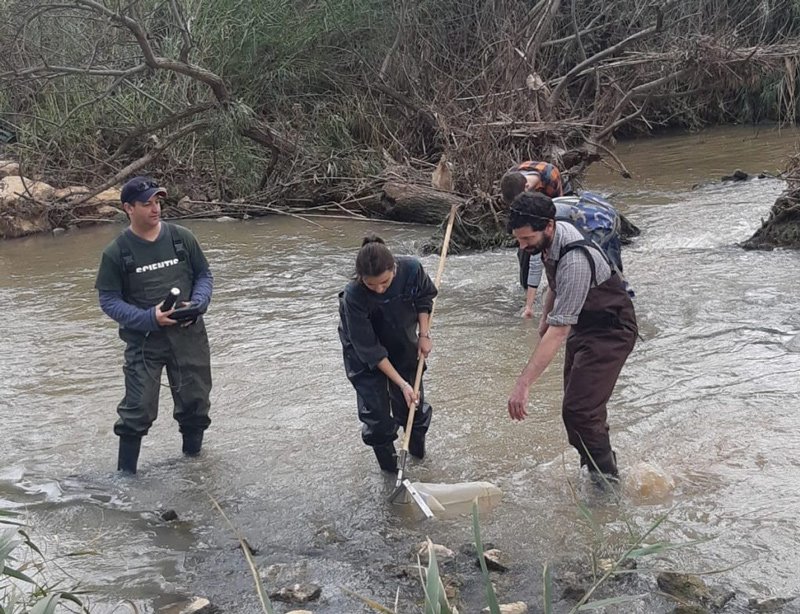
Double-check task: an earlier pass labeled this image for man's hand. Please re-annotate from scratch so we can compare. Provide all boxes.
[401,381,419,408]
[508,378,530,421]
[418,335,432,358]
[522,305,534,319]
[154,301,178,327]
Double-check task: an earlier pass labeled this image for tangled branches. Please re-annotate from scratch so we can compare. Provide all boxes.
[1,0,800,246]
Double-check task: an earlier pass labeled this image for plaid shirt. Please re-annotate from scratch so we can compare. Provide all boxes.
[544,222,611,326]
[513,161,563,198]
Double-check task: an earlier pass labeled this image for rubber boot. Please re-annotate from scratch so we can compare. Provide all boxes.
[588,450,619,488]
[373,443,398,473]
[182,430,204,457]
[409,430,426,460]
[117,436,142,474]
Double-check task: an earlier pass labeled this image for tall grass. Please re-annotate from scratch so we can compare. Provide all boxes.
[0,509,87,614]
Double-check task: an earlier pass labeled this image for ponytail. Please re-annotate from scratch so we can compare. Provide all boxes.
[355,235,395,279]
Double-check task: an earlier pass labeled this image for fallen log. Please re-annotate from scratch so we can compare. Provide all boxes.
[379,181,465,225]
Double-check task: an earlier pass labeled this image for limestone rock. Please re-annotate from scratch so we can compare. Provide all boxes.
[417,542,455,564]
[0,161,20,177]
[0,176,55,238]
[157,596,215,614]
[269,583,321,604]
[53,186,90,200]
[1,175,55,203]
[483,603,528,614]
[657,572,712,605]
[480,549,508,572]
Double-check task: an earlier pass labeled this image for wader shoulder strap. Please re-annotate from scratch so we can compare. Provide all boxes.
[115,232,136,298]
[166,223,188,264]
[558,239,608,286]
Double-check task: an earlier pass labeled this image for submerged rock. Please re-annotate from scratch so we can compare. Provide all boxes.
[160,509,179,522]
[313,524,346,546]
[721,169,749,182]
[269,583,322,604]
[748,596,800,612]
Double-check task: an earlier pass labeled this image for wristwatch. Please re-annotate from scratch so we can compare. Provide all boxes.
[419,332,432,339]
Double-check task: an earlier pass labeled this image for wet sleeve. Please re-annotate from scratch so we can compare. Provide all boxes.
[191,268,213,310]
[342,293,388,370]
[527,256,544,288]
[414,261,438,313]
[98,290,158,331]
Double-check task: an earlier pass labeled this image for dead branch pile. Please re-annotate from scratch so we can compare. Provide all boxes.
[1,0,800,245]
[742,152,800,250]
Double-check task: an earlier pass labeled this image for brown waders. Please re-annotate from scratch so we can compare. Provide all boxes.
[545,261,637,477]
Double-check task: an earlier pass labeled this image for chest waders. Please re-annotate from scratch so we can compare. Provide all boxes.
[114,226,212,474]
[544,241,637,482]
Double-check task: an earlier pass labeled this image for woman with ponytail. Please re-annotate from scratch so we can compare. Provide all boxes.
[338,235,438,473]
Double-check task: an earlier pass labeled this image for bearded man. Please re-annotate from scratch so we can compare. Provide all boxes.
[506,191,637,481]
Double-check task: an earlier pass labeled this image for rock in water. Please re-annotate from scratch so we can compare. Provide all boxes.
[269,583,322,603]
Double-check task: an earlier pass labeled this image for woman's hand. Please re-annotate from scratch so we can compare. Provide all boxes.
[418,334,432,358]
[401,381,419,407]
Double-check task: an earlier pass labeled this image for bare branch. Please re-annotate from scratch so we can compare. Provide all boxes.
[68,119,211,208]
[547,6,666,110]
[111,102,216,161]
[594,68,692,141]
[169,0,193,63]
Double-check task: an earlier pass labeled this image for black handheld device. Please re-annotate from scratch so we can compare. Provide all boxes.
[168,303,203,322]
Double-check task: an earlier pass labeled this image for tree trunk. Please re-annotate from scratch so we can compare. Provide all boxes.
[379,181,464,225]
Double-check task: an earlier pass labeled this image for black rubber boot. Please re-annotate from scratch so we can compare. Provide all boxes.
[409,430,426,460]
[373,443,398,473]
[588,450,619,488]
[117,436,142,474]
[182,430,204,457]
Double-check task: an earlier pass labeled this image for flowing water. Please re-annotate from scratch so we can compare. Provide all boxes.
[2,125,800,613]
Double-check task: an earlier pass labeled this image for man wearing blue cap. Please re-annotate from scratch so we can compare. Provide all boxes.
[95,176,214,474]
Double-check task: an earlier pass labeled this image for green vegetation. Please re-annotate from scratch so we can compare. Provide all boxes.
[1,0,799,212]
[1,510,87,613]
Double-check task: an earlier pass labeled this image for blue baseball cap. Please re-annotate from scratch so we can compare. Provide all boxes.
[120,176,167,205]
